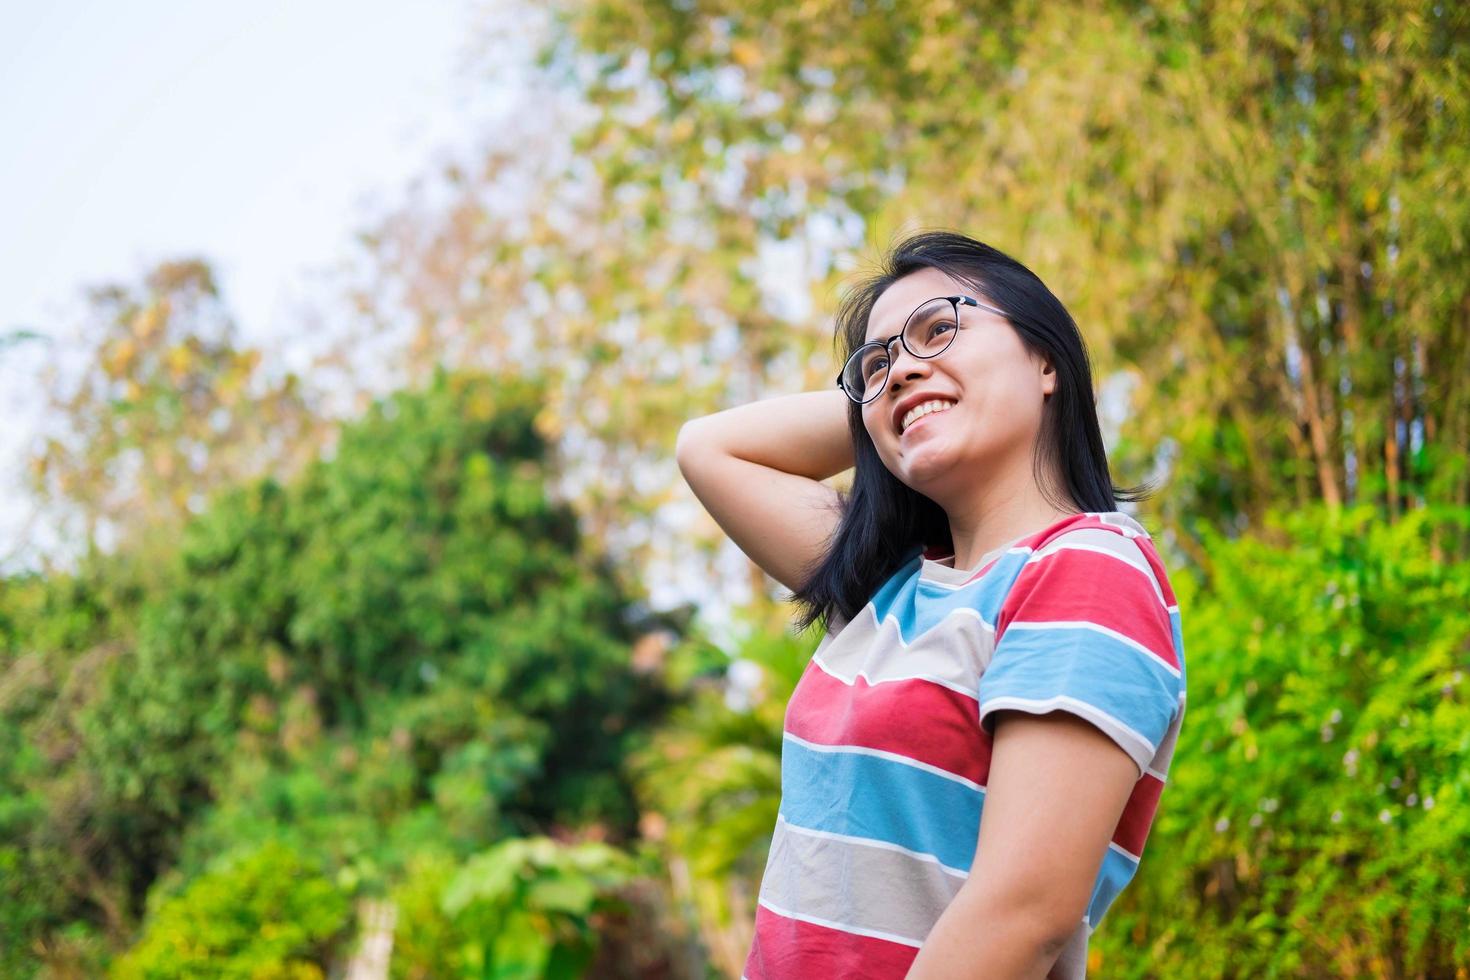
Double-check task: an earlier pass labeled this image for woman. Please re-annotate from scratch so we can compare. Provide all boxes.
[676,231,1185,979]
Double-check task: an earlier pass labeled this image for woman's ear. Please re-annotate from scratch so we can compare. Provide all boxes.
[1040,355,1058,397]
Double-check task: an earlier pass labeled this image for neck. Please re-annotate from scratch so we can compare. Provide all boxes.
[939,461,1078,571]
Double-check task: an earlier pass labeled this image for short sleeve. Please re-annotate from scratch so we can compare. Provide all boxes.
[976,531,1183,776]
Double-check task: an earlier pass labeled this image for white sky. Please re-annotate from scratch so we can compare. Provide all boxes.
[0,2,775,640]
[0,0,477,337]
[0,0,480,564]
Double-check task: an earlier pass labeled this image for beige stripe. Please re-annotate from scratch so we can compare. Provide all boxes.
[814,605,994,697]
[758,818,966,946]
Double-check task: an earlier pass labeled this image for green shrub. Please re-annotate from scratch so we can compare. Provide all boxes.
[1094,506,1470,977]
[110,841,350,980]
[390,837,638,980]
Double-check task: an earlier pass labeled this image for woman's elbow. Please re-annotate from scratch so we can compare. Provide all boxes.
[968,876,1090,957]
[674,417,708,476]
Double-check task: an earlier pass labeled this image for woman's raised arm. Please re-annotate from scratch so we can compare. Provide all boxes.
[675,389,853,594]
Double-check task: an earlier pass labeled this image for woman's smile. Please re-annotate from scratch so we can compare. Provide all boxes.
[901,402,956,438]
[905,405,952,437]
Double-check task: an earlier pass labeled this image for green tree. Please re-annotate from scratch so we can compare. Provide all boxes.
[1,371,669,974]
[347,0,1469,574]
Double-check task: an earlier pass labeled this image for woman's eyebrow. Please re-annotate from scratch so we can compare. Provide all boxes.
[863,316,900,345]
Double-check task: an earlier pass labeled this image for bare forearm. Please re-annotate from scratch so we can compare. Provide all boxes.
[906,888,1067,980]
[677,389,853,480]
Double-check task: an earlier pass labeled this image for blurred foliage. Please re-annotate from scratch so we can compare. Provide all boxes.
[439,836,636,978]
[28,260,321,561]
[630,622,815,977]
[110,842,350,980]
[1096,507,1470,976]
[389,840,677,980]
[0,372,678,977]
[8,0,1470,977]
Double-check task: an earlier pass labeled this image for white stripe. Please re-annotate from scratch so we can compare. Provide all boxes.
[1145,766,1168,782]
[757,898,924,949]
[1089,511,1148,538]
[1108,840,1142,864]
[811,652,980,701]
[978,694,1156,765]
[1003,620,1182,679]
[775,814,973,880]
[783,731,986,793]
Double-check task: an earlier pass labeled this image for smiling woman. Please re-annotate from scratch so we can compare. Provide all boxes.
[675,231,1186,980]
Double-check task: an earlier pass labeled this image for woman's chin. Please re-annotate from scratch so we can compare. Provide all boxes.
[894,439,959,489]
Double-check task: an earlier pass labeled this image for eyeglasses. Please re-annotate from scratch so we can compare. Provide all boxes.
[836,295,1008,405]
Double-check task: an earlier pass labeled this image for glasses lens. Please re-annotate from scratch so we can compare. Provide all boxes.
[842,343,890,403]
[839,299,959,403]
[904,298,958,357]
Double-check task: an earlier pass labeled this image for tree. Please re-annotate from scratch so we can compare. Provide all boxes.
[345,0,1470,578]
[29,259,319,560]
[1,371,669,974]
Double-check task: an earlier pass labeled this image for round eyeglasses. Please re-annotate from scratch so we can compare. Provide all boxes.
[835,295,1008,405]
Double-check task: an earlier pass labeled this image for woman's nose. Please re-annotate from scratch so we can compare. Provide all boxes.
[886,340,931,390]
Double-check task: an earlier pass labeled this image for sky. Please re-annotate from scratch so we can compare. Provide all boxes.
[0,1,779,636]
[0,0,480,563]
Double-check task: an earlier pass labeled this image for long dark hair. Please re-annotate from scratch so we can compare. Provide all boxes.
[790,230,1144,633]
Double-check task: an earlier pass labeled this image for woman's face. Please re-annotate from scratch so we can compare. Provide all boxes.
[859,267,1056,499]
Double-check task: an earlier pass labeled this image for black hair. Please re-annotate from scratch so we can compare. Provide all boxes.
[790,230,1145,633]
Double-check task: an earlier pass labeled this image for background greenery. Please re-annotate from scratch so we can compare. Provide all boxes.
[3,0,1467,977]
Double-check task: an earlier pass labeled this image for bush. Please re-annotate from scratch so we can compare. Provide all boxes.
[110,841,350,980]
[1094,506,1470,977]
[390,837,638,980]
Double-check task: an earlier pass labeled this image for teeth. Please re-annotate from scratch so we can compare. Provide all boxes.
[901,399,955,432]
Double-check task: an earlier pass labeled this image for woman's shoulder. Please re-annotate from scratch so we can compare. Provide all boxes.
[1006,511,1179,618]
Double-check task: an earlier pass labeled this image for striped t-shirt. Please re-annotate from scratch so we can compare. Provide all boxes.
[744,512,1186,980]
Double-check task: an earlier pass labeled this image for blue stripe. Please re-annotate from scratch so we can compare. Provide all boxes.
[1169,609,1187,688]
[978,626,1182,749]
[778,737,983,872]
[1087,846,1140,926]
[868,550,1032,644]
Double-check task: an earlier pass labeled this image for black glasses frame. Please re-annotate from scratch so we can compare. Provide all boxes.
[835,294,1008,405]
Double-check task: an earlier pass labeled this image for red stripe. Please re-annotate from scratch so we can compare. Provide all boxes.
[745,902,919,980]
[998,549,1179,670]
[787,663,993,787]
[1113,773,1164,856]
[1136,542,1180,606]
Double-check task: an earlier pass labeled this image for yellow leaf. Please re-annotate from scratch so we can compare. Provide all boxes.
[166,344,191,379]
[730,39,761,70]
[534,406,563,440]
[134,305,164,340]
